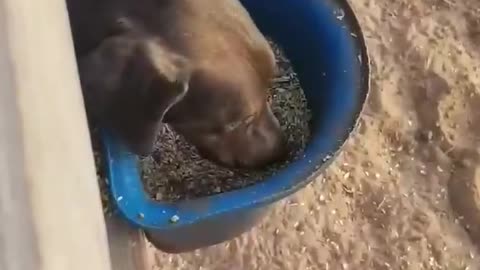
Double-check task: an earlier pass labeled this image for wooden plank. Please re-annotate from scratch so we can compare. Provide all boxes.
[0,16,40,270]
[106,216,151,270]
[0,0,112,269]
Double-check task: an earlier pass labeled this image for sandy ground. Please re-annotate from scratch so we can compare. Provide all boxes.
[144,0,480,269]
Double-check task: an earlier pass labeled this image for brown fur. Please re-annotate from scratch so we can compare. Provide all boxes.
[67,0,286,168]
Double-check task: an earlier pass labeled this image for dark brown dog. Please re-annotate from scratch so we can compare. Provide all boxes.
[67,0,286,168]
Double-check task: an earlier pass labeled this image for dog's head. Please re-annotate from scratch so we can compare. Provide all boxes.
[79,20,286,168]
[164,56,287,169]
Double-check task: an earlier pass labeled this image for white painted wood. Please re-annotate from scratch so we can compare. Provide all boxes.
[0,0,112,269]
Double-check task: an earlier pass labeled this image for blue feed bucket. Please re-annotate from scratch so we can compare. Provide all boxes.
[102,0,369,253]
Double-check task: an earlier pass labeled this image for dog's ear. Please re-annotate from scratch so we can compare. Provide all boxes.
[77,34,191,123]
[140,39,192,121]
[77,34,191,154]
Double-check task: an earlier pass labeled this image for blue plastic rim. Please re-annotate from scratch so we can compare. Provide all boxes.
[102,0,369,252]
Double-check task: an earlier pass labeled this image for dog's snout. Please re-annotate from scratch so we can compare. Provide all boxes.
[183,107,286,169]
[242,123,286,167]
[227,107,286,168]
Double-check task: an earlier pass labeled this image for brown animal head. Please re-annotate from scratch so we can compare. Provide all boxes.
[74,0,287,168]
[164,64,287,169]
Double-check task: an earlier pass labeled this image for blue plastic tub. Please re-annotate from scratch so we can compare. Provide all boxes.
[102,0,369,253]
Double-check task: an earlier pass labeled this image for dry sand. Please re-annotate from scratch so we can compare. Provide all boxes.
[144,0,480,268]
